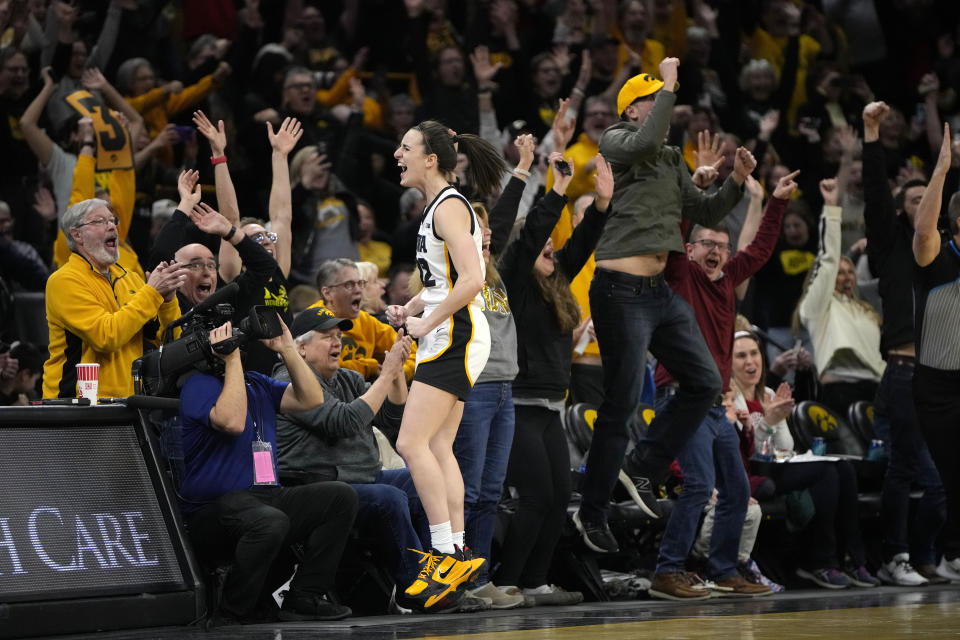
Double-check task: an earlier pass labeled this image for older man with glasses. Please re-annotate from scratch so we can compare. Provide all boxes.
[43,198,188,399]
[307,258,417,382]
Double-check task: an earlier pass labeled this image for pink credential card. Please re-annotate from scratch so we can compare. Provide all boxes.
[253,450,277,484]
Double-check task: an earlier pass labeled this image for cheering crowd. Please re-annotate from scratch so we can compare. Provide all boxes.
[2,0,960,624]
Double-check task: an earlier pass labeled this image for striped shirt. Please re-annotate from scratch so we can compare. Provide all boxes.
[915,239,960,370]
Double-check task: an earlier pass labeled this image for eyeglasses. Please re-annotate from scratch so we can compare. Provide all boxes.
[182,261,218,273]
[248,231,278,244]
[75,216,120,229]
[285,81,316,91]
[328,279,367,291]
[693,239,730,252]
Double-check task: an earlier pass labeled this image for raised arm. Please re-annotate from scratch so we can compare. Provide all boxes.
[556,154,612,280]
[738,176,765,253]
[499,152,573,288]
[81,67,143,133]
[193,110,244,280]
[598,58,678,167]
[85,0,121,71]
[20,67,58,166]
[862,101,898,264]
[913,123,951,267]
[729,172,797,285]
[489,134,536,253]
[799,178,843,324]
[471,45,504,151]
[266,117,303,278]
[681,146,754,227]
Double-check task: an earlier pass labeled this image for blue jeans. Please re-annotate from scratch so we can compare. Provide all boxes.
[580,268,722,523]
[453,381,515,585]
[654,402,749,580]
[352,469,427,585]
[875,360,945,564]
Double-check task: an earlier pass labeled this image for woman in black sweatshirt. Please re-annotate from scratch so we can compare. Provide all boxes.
[493,151,612,603]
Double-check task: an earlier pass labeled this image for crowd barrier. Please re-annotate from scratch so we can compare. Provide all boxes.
[0,402,203,638]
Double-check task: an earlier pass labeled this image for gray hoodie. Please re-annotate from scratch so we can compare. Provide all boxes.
[274,363,403,484]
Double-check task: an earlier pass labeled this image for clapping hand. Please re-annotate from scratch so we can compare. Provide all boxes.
[147,260,189,302]
[762,382,795,425]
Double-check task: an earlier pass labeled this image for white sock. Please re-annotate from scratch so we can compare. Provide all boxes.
[452,530,465,549]
[429,521,454,554]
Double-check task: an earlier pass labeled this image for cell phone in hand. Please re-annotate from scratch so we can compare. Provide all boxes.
[174,125,194,143]
[554,159,572,176]
[793,339,803,355]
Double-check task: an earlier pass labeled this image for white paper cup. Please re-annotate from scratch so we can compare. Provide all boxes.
[76,363,99,405]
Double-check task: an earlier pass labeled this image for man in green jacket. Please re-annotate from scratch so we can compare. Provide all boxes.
[574,57,757,553]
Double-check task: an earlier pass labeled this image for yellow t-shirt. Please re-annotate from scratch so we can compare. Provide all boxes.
[357,240,392,277]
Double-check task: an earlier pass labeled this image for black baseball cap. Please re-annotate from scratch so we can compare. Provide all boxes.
[291,306,353,338]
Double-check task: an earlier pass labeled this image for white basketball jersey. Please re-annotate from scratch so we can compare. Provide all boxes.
[415,186,486,309]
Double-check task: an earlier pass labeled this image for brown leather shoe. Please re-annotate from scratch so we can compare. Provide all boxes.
[915,563,950,585]
[649,572,712,601]
[712,574,773,597]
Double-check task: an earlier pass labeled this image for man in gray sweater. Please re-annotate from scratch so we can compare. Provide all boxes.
[274,306,425,607]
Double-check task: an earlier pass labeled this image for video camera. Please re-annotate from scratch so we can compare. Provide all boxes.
[132,282,283,398]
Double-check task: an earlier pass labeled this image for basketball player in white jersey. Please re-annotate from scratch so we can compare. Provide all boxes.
[387,120,508,612]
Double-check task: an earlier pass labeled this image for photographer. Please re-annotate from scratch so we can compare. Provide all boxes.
[178,318,357,623]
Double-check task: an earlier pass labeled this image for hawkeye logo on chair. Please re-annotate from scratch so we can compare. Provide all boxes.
[584,409,598,430]
[641,408,655,426]
[808,406,838,433]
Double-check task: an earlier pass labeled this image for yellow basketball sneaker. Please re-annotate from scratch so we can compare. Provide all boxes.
[403,548,469,612]
[454,545,486,585]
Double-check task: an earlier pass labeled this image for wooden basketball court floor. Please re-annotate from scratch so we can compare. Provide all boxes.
[58,584,960,639]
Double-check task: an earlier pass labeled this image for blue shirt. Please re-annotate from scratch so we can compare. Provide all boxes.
[178,371,289,515]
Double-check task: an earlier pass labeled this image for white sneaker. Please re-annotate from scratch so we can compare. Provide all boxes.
[877,554,928,586]
[935,556,960,583]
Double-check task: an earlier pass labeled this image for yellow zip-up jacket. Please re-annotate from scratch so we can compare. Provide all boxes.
[43,253,181,399]
[308,300,417,381]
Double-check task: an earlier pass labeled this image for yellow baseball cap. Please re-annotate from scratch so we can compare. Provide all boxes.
[617,73,665,115]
